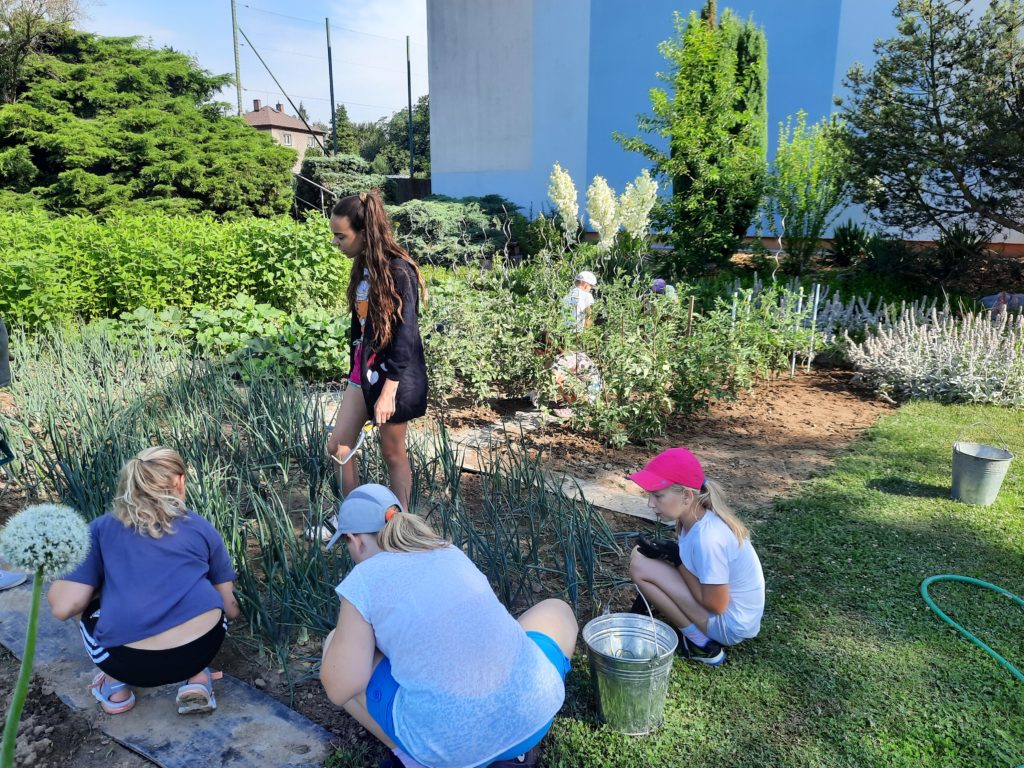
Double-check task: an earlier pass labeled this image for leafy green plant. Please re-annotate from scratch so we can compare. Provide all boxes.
[927,223,993,283]
[617,1,768,274]
[826,219,873,267]
[764,111,851,274]
[0,212,347,330]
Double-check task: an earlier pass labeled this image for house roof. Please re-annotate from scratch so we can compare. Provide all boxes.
[244,105,326,134]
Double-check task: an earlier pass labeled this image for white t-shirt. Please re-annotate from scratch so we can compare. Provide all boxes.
[563,286,594,331]
[678,511,765,641]
[336,546,565,768]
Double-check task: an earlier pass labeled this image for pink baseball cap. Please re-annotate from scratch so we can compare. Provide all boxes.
[628,447,705,491]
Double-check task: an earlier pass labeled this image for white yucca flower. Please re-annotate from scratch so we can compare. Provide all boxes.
[0,503,91,578]
[548,162,580,246]
[586,176,619,251]
[618,169,659,240]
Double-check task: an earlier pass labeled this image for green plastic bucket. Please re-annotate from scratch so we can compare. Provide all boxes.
[952,441,1013,506]
[582,612,677,735]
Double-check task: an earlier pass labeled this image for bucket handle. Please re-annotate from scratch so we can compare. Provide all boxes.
[632,586,664,667]
[956,421,1009,453]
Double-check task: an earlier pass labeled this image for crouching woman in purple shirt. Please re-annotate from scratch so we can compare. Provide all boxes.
[47,447,240,715]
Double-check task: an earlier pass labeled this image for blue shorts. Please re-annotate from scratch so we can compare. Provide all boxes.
[366,631,571,766]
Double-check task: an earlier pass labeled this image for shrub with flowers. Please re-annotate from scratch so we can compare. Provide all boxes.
[586,176,619,251]
[547,163,580,248]
[618,169,659,241]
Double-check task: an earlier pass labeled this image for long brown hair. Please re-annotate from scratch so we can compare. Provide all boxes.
[332,192,427,349]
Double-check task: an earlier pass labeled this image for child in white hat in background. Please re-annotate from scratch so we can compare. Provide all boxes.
[563,270,597,333]
[320,484,577,768]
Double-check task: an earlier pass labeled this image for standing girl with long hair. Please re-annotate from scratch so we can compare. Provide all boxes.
[47,447,240,714]
[628,447,765,666]
[326,192,428,511]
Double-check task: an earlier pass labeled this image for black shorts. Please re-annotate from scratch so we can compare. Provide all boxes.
[79,599,226,688]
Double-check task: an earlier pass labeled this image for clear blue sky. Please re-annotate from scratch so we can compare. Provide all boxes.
[80,0,428,124]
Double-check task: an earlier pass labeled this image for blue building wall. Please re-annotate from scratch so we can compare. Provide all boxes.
[430,0,902,224]
[585,0,843,203]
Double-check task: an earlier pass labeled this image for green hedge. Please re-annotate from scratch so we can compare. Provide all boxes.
[0,211,348,329]
[389,195,517,265]
[296,155,388,209]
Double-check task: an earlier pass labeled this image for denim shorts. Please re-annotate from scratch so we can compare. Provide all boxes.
[366,631,571,765]
[706,613,745,646]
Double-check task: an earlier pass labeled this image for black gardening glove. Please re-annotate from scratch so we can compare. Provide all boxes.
[636,534,682,566]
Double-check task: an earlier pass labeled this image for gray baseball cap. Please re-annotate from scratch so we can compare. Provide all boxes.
[326,484,403,549]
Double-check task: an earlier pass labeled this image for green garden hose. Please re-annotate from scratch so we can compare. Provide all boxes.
[920,574,1024,684]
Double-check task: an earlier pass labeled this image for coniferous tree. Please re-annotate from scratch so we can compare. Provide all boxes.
[0,30,294,215]
[841,0,1024,237]
[332,102,359,154]
[618,1,767,274]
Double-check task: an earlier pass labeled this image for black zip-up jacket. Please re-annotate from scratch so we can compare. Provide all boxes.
[349,257,428,423]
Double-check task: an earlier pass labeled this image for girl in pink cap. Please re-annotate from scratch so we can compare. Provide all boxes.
[628,447,765,666]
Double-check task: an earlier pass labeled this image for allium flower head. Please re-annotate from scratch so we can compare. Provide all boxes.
[586,176,619,251]
[548,162,580,245]
[619,169,659,240]
[0,504,91,577]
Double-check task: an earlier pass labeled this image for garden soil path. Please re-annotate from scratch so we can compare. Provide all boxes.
[443,368,893,522]
[0,367,890,767]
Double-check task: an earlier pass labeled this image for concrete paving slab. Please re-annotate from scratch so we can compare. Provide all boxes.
[0,584,335,768]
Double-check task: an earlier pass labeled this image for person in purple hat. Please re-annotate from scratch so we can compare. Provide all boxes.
[628,447,764,666]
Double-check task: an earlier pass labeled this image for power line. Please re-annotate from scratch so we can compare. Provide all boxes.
[240,41,405,72]
[241,3,426,46]
[242,87,402,112]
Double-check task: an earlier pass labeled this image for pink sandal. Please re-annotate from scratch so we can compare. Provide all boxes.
[90,672,136,714]
[175,668,223,714]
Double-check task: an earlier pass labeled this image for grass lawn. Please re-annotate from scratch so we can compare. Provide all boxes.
[545,402,1024,767]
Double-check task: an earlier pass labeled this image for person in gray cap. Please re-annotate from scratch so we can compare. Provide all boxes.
[320,484,577,768]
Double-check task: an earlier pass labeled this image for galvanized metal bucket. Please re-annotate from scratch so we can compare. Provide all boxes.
[582,612,678,735]
[952,441,1013,506]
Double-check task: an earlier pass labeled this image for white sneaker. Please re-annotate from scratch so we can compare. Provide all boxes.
[0,570,27,591]
[304,514,338,544]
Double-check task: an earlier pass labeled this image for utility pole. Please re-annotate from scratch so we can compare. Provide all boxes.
[406,35,414,178]
[231,0,243,116]
[326,18,337,155]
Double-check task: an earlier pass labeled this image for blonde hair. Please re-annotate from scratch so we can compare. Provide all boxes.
[697,479,749,543]
[675,479,750,544]
[375,508,449,553]
[112,447,188,538]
